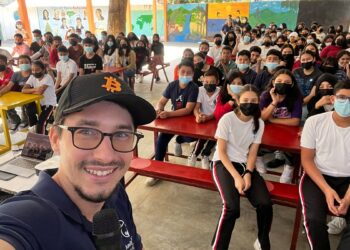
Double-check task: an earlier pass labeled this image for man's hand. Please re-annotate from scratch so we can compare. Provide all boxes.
[159,111,170,119]
[243,173,251,192]
[324,188,342,216]
[234,176,245,195]
[338,199,350,216]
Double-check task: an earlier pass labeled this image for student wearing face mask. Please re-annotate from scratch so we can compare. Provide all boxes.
[115,38,136,89]
[150,33,164,82]
[292,43,322,71]
[214,72,246,121]
[188,69,221,169]
[211,84,272,250]
[260,69,302,182]
[280,44,295,71]
[173,48,194,81]
[254,49,283,92]
[55,46,78,101]
[209,34,223,64]
[320,35,346,59]
[193,52,224,87]
[199,41,214,65]
[22,61,56,134]
[49,36,63,68]
[30,30,50,63]
[307,73,338,117]
[228,50,257,85]
[147,60,198,186]
[68,33,84,66]
[315,26,326,42]
[275,35,288,49]
[222,31,236,49]
[134,40,150,83]
[232,31,254,57]
[300,80,350,250]
[321,57,347,81]
[102,35,118,67]
[11,33,31,57]
[260,35,279,59]
[79,37,103,75]
[293,50,323,120]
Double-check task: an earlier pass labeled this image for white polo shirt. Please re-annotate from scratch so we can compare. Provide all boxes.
[56,58,78,86]
[301,112,350,177]
[197,86,220,115]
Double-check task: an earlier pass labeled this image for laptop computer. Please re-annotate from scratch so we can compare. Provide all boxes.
[0,132,53,178]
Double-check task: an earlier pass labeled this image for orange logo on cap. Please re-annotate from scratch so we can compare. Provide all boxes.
[101,76,122,93]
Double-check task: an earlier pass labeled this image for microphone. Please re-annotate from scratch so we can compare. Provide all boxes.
[93,208,121,250]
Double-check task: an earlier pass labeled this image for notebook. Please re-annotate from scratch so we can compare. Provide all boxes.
[0,132,53,178]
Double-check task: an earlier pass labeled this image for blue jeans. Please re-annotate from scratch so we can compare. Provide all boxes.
[155,133,195,161]
[123,69,135,82]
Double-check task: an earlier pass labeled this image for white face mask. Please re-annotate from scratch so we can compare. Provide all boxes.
[324,104,334,112]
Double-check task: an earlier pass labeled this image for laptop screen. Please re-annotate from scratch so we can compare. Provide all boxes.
[21,132,53,161]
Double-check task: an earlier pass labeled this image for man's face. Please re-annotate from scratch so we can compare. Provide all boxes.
[14,36,23,45]
[250,52,260,64]
[199,44,209,53]
[221,49,231,61]
[50,101,134,203]
[266,54,280,63]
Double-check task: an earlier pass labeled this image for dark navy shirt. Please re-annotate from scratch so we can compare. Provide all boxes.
[163,80,199,110]
[0,171,142,250]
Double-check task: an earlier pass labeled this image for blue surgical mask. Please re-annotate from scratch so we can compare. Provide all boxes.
[230,84,243,95]
[59,55,69,62]
[334,98,350,117]
[34,36,41,42]
[179,76,192,85]
[84,46,94,53]
[243,36,251,43]
[107,41,114,47]
[19,64,31,71]
[265,62,279,71]
[237,63,249,71]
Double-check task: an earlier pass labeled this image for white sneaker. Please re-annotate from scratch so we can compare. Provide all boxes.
[145,177,160,186]
[280,164,294,183]
[201,156,210,170]
[174,142,182,156]
[255,156,266,174]
[139,74,144,83]
[28,125,36,133]
[328,217,347,235]
[253,238,262,250]
[187,154,197,166]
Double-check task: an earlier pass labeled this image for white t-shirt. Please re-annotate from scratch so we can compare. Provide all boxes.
[197,86,220,115]
[26,74,57,106]
[56,59,78,86]
[208,46,222,64]
[301,112,350,177]
[212,111,265,163]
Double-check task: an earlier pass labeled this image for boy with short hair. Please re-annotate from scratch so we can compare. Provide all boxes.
[228,50,257,85]
[79,38,103,75]
[215,46,237,80]
[208,34,223,64]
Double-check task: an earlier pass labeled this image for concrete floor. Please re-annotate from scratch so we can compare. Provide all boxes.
[0,42,342,249]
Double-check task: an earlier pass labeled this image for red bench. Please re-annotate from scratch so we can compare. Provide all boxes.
[127,158,302,250]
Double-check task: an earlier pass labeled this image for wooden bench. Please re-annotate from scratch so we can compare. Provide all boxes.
[127,158,302,250]
[140,62,170,91]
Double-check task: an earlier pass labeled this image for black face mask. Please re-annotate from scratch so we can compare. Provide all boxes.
[301,61,314,70]
[121,44,128,49]
[15,42,23,45]
[321,65,337,74]
[69,40,78,46]
[276,44,284,48]
[195,61,204,69]
[274,83,292,95]
[319,89,333,97]
[215,40,222,46]
[240,103,260,116]
[33,72,44,79]
[228,36,235,42]
[263,41,271,47]
[204,84,216,93]
[283,54,294,70]
[336,39,344,47]
[347,39,350,45]
[0,64,6,72]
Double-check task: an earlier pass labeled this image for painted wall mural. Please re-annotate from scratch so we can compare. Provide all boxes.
[167,3,207,42]
[131,5,164,37]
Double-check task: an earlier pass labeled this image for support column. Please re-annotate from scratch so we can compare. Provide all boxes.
[17,0,32,43]
[126,0,132,33]
[86,0,96,34]
[163,0,168,41]
[152,0,157,34]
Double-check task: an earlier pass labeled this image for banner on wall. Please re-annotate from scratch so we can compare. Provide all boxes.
[168,3,207,42]
[207,2,249,37]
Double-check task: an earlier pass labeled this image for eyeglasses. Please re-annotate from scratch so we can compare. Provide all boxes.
[335,95,350,102]
[57,125,144,152]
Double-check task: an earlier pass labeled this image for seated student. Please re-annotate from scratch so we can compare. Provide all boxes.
[211,84,272,250]
[102,35,118,67]
[232,30,255,57]
[213,71,245,121]
[222,31,236,49]
[228,50,257,85]
[280,44,295,71]
[193,52,224,87]
[300,80,350,250]
[49,36,62,68]
[307,73,338,117]
[30,29,50,63]
[173,48,194,81]
[259,34,279,59]
[90,34,104,59]
[0,55,32,129]
[259,69,302,182]
[55,46,78,101]
[254,49,283,92]
[337,50,350,79]
[293,50,323,120]
[149,33,164,82]
[292,43,322,71]
[215,46,237,80]
[79,37,103,75]
[320,34,346,59]
[11,33,31,57]
[22,61,57,134]
[134,40,150,83]
[321,56,347,81]
[188,69,220,169]
[115,38,136,90]
[199,41,214,65]
[249,46,262,73]
[68,33,84,66]
[208,34,223,64]
[147,60,199,186]
[274,35,288,49]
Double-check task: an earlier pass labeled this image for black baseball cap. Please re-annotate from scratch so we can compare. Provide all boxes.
[54,72,156,126]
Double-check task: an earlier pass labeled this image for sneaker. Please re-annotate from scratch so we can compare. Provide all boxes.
[10,121,21,131]
[187,154,197,166]
[139,74,144,83]
[201,156,210,170]
[266,151,285,168]
[255,156,266,174]
[145,177,160,186]
[280,164,294,183]
[156,76,161,82]
[253,238,262,250]
[328,217,347,235]
[174,142,182,156]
